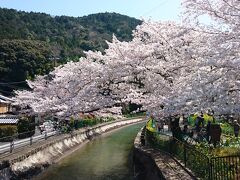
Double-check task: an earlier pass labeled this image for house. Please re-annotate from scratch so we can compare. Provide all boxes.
[0,94,14,114]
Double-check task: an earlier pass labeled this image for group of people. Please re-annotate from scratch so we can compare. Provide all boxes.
[194,114,214,143]
[164,113,240,146]
[193,114,240,145]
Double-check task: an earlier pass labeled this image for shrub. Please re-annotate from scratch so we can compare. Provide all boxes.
[17,116,35,139]
[0,125,17,141]
[220,122,234,135]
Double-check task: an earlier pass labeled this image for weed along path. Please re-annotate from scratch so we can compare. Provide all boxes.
[35,122,145,180]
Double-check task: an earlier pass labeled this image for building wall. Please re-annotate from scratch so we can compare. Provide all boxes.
[0,103,9,114]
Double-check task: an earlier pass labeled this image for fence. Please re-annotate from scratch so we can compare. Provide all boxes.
[145,129,240,180]
[0,130,57,154]
[210,155,240,180]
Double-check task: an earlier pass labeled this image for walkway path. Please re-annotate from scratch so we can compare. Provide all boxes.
[143,147,195,180]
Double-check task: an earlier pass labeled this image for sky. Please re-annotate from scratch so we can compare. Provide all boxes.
[0,0,182,21]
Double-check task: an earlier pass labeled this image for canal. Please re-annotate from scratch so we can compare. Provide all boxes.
[35,122,145,180]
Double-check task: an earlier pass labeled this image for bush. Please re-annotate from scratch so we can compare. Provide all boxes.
[220,122,234,135]
[125,111,146,118]
[69,116,115,129]
[102,117,115,122]
[17,116,35,139]
[0,125,17,142]
[76,118,99,128]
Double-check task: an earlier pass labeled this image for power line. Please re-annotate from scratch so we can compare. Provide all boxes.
[0,81,27,85]
[0,89,15,95]
[0,83,26,90]
[141,0,169,18]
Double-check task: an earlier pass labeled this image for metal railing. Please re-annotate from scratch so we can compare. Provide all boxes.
[146,130,240,180]
[0,130,57,154]
[210,155,240,180]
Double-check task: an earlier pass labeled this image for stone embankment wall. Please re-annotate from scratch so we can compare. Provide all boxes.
[133,127,195,180]
[133,127,165,180]
[0,118,144,180]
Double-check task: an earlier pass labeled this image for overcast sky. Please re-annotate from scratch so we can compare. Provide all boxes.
[0,0,182,21]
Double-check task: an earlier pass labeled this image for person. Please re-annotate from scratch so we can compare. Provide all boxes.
[206,121,211,143]
[210,123,222,147]
[183,124,188,134]
[195,114,204,133]
[233,120,240,137]
[157,122,163,132]
[38,125,43,134]
[171,116,182,140]
[183,114,188,126]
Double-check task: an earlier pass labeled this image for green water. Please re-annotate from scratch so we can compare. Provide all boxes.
[36,123,144,180]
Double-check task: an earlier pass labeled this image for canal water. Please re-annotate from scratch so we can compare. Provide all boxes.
[35,122,144,180]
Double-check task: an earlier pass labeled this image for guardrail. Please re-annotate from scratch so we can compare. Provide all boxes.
[0,131,57,154]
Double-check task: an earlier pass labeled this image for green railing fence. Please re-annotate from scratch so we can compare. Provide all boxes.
[145,129,239,180]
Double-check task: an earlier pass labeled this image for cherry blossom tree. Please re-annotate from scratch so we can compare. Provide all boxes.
[14,1,240,119]
[13,59,119,118]
[85,21,204,117]
[180,0,240,115]
[13,21,204,118]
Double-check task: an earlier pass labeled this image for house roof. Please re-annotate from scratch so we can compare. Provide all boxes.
[0,117,18,124]
[0,99,8,104]
[0,94,14,103]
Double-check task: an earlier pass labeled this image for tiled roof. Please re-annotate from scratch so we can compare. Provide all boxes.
[0,117,18,124]
[0,94,14,102]
[0,99,8,103]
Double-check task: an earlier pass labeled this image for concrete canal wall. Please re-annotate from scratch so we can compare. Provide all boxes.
[0,118,145,180]
[133,127,165,180]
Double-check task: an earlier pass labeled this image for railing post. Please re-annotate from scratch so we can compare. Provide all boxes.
[184,142,187,167]
[9,141,14,153]
[45,131,47,140]
[30,136,33,145]
[208,158,211,180]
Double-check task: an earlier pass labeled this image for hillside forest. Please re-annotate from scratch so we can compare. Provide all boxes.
[0,8,142,94]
